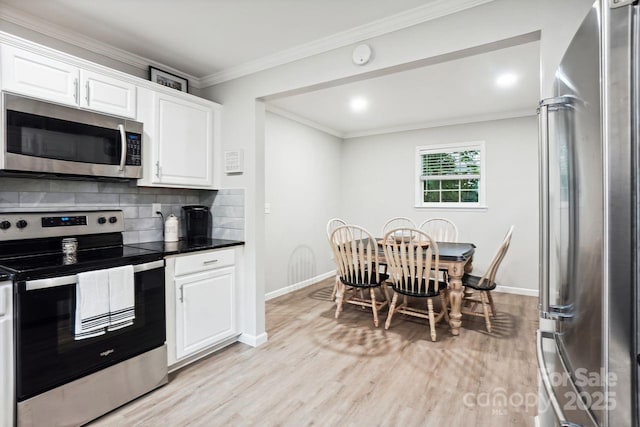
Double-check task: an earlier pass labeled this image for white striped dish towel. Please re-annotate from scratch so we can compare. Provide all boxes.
[74,269,109,340]
[107,265,135,331]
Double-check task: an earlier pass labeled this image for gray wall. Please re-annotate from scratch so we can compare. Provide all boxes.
[340,116,539,293]
[264,112,342,296]
[0,177,244,243]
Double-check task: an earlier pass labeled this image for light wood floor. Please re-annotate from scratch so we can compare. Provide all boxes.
[91,278,539,427]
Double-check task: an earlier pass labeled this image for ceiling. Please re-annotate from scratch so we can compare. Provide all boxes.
[267,41,540,137]
[0,0,492,85]
[0,0,537,135]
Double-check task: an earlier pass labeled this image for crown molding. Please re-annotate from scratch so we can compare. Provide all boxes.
[197,0,496,87]
[0,3,203,88]
[265,105,344,139]
[0,0,494,89]
[343,108,536,139]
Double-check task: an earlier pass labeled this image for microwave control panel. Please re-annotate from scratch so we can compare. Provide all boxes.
[125,133,142,166]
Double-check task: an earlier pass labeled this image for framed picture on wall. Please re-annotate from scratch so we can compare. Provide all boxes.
[149,66,188,93]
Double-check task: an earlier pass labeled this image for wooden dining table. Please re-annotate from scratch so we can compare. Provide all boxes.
[374,239,476,336]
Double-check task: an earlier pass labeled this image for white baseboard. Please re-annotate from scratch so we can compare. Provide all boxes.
[265,270,336,301]
[238,332,269,347]
[494,285,538,297]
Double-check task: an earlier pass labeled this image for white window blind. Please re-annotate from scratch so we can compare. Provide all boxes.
[416,142,485,207]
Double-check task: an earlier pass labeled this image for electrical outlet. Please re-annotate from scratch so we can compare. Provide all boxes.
[152,203,161,217]
[264,203,271,214]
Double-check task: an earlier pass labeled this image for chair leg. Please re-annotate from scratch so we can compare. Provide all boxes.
[427,299,436,342]
[480,291,492,333]
[440,293,450,323]
[487,290,497,316]
[385,293,399,330]
[331,275,340,301]
[335,282,345,319]
[370,288,379,327]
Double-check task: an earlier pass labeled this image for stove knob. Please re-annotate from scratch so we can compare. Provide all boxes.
[0,221,10,230]
[109,216,118,224]
[16,220,27,229]
[98,217,107,225]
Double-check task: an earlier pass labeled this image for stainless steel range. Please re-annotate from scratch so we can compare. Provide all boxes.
[0,210,168,427]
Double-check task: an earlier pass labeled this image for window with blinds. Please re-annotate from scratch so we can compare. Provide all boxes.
[415,142,485,207]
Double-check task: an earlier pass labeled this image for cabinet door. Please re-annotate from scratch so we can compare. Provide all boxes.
[0,284,14,427]
[80,70,136,118]
[1,45,78,106]
[175,267,235,360]
[155,94,214,187]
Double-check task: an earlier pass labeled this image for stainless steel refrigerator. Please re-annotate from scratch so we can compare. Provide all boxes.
[537,1,638,426]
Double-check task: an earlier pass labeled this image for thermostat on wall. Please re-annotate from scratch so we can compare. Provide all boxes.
[224,150,244,174]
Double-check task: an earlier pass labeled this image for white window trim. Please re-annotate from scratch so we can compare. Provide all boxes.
[414,141,487,209]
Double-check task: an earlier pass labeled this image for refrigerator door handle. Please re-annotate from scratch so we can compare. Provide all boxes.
[538,97,573,319]
[536,330,584,427]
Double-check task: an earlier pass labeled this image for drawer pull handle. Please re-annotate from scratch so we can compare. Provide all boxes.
[203,259,219,265]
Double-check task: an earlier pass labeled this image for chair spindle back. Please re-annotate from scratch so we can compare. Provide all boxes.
[419,218,459,242]
[330,225,381,286]
[382,228,440,295]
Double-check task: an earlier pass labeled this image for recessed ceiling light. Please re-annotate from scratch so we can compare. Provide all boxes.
[496,73,518,88]
[350,96,368,112]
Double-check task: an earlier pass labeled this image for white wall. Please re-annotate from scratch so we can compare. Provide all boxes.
[0,0,592,341]
[341,115,538,294]
[264,112,342,296]
[203,0,592,341]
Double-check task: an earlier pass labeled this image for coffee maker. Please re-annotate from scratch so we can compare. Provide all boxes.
[181,205,212,243]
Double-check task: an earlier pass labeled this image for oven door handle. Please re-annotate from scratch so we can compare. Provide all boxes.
[24,260,165,291]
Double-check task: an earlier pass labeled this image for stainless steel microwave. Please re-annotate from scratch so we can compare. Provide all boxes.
[3,93,143,179]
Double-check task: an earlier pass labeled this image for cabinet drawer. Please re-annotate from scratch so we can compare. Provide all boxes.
[175,249,234,276]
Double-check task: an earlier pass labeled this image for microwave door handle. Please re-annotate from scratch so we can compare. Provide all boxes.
[118,124,126,171]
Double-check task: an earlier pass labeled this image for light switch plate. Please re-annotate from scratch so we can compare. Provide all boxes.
[264,203,271,214]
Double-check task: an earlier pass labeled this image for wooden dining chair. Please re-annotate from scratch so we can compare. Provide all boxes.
[382,217,416,237]
[419,218,458,242]
[461,225,514,333]
[326,218,347,301]
[330,225,389,327]
[382,228,449,341]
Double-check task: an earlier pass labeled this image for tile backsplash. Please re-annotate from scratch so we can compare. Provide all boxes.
[0,177,244,243]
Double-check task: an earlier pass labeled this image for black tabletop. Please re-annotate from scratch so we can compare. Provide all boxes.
[373,238,475,262]
[126,238,244,256]
[434,242,476,261]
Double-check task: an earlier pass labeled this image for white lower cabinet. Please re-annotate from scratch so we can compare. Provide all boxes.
[166,248,239,369]
[0,281,14,427]
[175,267,234,359]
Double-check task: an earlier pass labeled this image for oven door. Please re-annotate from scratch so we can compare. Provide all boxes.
[4,93,142,179]
[15,260,165,401]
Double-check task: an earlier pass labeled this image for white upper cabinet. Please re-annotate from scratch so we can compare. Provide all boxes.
[79,69,136,118]
[1,44,78,107]
[1,45,136,118]
[137,87,220,189]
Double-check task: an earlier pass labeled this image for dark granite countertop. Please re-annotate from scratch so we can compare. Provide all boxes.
[126,238,244,257]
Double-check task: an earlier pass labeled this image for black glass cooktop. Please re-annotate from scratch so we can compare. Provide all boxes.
[0,245,163,280]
